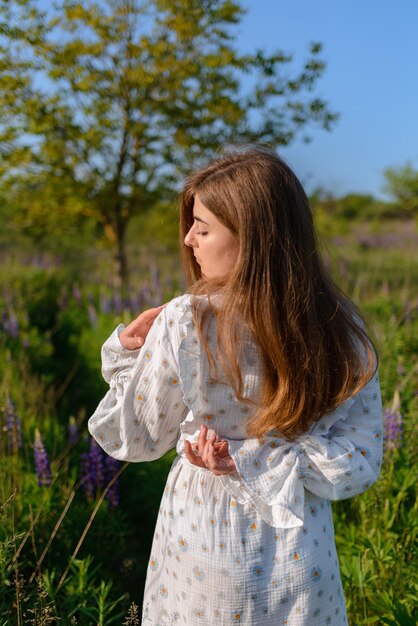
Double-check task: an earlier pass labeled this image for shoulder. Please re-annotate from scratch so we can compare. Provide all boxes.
[164,293,192,317]
[159,294,192,330]
[152,294,194,342]
[162,293,212,321]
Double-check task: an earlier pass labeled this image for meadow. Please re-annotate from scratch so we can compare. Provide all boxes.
[0,216,417,625]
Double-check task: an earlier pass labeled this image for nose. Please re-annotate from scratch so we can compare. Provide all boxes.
[184,227,196,248]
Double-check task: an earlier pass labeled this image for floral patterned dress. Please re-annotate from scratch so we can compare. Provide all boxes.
[88,294,383,626]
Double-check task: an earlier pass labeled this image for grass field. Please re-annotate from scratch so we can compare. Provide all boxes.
[0,217,417,625]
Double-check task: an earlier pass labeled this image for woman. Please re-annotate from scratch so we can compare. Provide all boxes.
[89,147,383,625]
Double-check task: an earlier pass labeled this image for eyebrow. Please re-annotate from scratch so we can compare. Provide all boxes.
[193,215,209,225]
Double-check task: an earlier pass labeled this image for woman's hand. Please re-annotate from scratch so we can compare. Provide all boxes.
[119,304,166,350]
[184,425,237,476]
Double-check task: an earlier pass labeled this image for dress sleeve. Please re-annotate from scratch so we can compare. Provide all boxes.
[100,323,141,383]
[219,371,383,528]
[88,301,189,462]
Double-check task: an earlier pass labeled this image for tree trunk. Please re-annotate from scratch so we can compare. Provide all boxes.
[114,218,129,299]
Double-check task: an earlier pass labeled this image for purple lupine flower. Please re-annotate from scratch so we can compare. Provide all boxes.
[99,291,112,314]
[5,395,22,453]
[3,309,19,338]
[139,283,152,308]
[87,303,98,328]
[81,439,109,502]
[105,455,120,509]
[31,253,43,268]
[68,416,79,446]
[1,309,8,328]
[80,451,94,500]
[128,292,142,315]
[112,291,123,315]
[34,429,52,487]
[89,438,105,489]
[383,391,403,451]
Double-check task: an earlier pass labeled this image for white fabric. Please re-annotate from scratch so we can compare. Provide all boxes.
[89,294,383,625]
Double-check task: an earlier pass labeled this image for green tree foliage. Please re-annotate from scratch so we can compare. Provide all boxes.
[0,0,338,290]
[310,190,385,235]
[310,190,378,219]
[383,162,418,220]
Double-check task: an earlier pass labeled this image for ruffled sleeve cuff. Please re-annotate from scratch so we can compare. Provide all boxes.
[219,440,306,528]
[218,382,382,529]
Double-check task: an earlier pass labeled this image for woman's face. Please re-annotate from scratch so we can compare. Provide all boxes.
[184,194,239,279]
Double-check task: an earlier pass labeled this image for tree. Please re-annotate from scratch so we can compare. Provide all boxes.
[0,0,338,292]
[383,162,418,220]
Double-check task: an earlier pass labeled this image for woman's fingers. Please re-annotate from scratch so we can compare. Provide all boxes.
[197,424,208,457]
[206,438,216,469]
[213,440,229,457]
[185,428,236,476]
[136,304,166,324]
[201,434,216,467]
[119,304,166,349]
[184,439,206,469]
[120,335,144,350]
[130,305,165,334]
[206,439,237,475]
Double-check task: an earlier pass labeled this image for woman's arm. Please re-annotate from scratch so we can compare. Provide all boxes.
[297,372,383,500]
[215,372,383,528]
[101,305,165,384]
[89,300,189,462]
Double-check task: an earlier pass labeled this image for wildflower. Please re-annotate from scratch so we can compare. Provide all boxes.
[112,291,123,314]
[87,303,98,328]
[68,416,79,446]
[128,293,143,315]
[105,455,120,509]
[4,394,22,453]
[383,408,403,450]
[383,391,403,451]
[3,308,19,338]
[123,602,140,626]
[34,429,52,487]
[89,438,105,488]
[139,283,152,308]
[80,438,106,501]
[80,452,94,500]
[99,291,112,314]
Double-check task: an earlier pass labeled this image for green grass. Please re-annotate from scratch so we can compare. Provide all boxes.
[0,219,417,624]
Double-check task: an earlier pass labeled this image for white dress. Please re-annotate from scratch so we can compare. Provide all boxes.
[88,294,383,626]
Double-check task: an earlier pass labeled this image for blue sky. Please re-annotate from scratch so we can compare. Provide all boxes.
[237,0,418,198]
[33,0,417,199]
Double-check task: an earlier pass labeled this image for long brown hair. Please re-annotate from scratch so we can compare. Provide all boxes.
[179,146,378,441]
